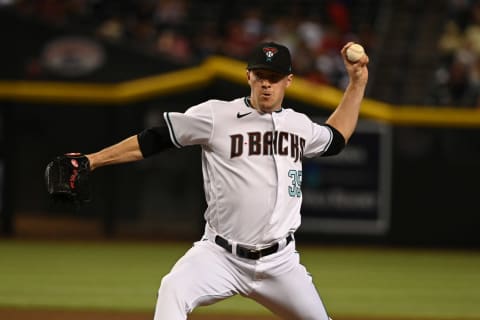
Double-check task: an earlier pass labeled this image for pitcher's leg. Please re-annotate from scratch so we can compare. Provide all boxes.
[153,241,239,320]
[250,260,330,320]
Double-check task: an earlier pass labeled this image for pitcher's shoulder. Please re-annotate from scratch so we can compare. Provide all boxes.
[206,97,249,111]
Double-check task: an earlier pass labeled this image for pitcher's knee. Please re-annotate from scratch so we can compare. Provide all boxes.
[156,273,190,314]
[158,273,186,299]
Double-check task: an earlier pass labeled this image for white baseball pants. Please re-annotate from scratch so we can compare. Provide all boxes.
[153,237,331,320]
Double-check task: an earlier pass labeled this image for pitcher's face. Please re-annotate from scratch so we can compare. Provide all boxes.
[247,69,293,113]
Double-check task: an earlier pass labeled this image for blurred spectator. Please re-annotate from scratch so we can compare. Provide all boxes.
[292,40,329,84]
[447,0,472,31]
[297,16,325,52]
[464,2,480,55]
[438,21,463,58]
[327,0,351,34]
[265,16,299,53]
[432,0,480,108]
[153,29,193,64]
[96,16,126,43]
[242,8,264,43]
[222,19,257,59]
[153,0,188,27]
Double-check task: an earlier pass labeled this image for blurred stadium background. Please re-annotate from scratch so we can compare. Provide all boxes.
[0,0,480,319]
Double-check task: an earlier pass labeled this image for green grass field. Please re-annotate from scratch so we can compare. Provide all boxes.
[0,240,479,319]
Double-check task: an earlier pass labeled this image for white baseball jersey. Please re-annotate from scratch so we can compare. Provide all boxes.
[164,96,333,245]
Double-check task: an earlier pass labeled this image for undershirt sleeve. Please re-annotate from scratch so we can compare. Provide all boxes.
[303,122,346,158]
[137,117,175,158]
[321,124,346,156]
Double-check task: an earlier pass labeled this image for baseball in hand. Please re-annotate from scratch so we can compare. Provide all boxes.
[346,43,365,62]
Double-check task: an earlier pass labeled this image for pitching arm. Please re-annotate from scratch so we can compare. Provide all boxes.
[325,42,369,142]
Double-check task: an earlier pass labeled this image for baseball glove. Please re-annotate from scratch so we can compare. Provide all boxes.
[45,153,91,203]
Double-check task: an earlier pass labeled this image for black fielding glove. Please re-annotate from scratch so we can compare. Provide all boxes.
[45,153,91,203]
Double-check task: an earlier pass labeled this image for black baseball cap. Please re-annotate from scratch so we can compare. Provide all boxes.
[247,42,292,75]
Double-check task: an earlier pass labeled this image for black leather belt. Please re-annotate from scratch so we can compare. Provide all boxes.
[214,234,293,260]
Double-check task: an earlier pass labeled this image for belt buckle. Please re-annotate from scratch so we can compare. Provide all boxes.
[236,246,261,260]
[248,248,261,260]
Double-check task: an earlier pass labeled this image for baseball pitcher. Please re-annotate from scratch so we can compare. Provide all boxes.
[45,41,369,319]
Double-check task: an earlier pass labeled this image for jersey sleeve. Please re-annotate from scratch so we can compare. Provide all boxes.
[303,121,334,158]
[164,101,213,147]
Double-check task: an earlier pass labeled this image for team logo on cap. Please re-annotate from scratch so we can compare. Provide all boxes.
[263,47,278,62]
